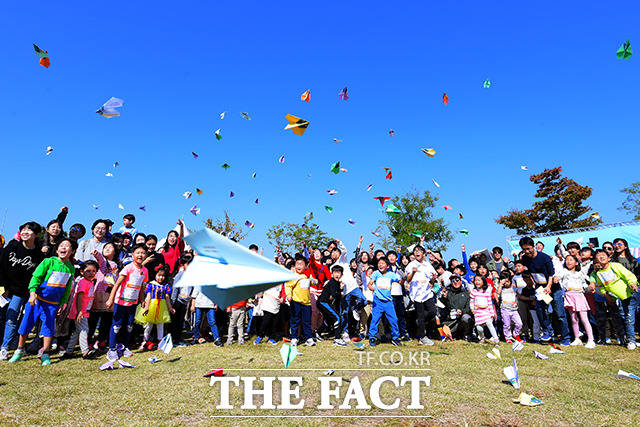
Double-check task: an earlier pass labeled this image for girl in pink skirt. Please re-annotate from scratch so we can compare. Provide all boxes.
[554,255,595,349]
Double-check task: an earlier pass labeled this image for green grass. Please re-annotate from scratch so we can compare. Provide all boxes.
[1,339,639,426]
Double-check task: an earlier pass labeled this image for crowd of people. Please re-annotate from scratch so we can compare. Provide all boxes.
[1,207,639,367]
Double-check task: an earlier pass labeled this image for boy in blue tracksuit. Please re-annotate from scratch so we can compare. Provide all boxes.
[368,257,402,347]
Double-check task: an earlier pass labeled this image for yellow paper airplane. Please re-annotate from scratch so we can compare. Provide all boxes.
[284,114,309,135]
[421,148,436,157]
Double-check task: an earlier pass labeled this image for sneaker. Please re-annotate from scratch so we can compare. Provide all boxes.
[369,338,377,347]
[351,336,362,342]
[333,338,347,346]
[353,311,360,321]
[479,339,487,344]
[238,338,245,345]
[106,349,118,361]
[214,339,224,347]
[0,348,9,361]
[490,338,500,345]
[514,336,524,342]
[419,336,434,346]
[122,347,133,357]
[175,341,188,348]
[605,337,612,345]
[8,350,23,363]
[559,339,571,346]
[253,337,263,345]
[290,338,298,346]
[41,353,51,366]
[391,339,402,346]
[585,340,596,349]
[268,338,278,345]
[226,339,233,346]
[341,332,350,342]
[401,334,411,342]
[627,342,637,350]
[82,350,97,360]
[138,341,147,351]
[314,332,324,342]
[506,338,513,344]
[570,338,583,346]
[540,334,552,342]
[305,338,316,346]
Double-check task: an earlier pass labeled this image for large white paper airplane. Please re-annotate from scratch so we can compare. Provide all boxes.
[174,228,297,308]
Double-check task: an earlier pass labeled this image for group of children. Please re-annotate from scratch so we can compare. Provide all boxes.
[1,208,640,367]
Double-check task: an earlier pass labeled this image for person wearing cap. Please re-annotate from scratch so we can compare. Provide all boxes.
[440,274,473,340]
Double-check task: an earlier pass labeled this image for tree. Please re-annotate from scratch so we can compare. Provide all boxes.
[496,167,601,235]
[620,182,640,220]
[205,211,248,242]
[266,212,331,254]
[378,189,453,251]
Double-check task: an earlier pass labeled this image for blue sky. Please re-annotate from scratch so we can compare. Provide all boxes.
[1,1,638,260]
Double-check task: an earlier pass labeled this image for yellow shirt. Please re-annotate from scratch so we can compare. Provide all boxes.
[285,273,312,305]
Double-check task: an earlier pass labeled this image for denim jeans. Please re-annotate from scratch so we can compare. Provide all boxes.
[535,286,570,341]
[289,301,312,340]
[109,304,137,350]
[1,295,26,350]
[340,287,366,334]
[194,307,219,340]
[392,295,407,336]
[620,290,640,344]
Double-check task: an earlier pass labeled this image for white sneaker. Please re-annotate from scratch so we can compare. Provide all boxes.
[341,332,350,342]
[570,338,583,346]
[290,338,298,346]
[627,342,637,350]
[0,348,8,360]
[305,338,316,346]
[333,338,347,346]
[585,340,596,349]
[226,339,233,346]
[419,336,434,346]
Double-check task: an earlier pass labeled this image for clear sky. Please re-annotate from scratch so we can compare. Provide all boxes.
[1,1,638,260]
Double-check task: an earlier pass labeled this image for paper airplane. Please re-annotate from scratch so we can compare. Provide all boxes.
[616,369,640,380]
[118,204,124,210]
[300,89,311,102]
[533,350,549,360]
[459,229,469,235]
[196,188,203,195]
[348,219,355,225]
[366,184,373,192]
[219,112,226,119]
[421,148,436,157]
[245,220,254,229]
[432,179,440,188]
[617,40,632,59]
[330,161,341,174]
[190,205,200,215]
[520,165,528,171]
[158,334,173,354]
[113,161,119,168]
[173,228,298,308]
[327,189,338,195]
[45,146,54,155]
[96,97,123,118]
[215,129,222,141]
[333,138,342,143]
[183,191,192,199]
[204,368,224,378]
[284,114,309,135]
[105,173,113,177]
[92,204,100,210]
[492,347,501,358]
[139,206,146,212]
[241,112,251,120]
[487,352,498,360]
[33,44,50,68]
[148,356,162,363]
[385,204,401,214]
[512,341,524,351]
[280,344,298,368]
[590,212,600,220]
[339,87,349,100]
[483,79,491,88]
[443,205,452,210]
[278,155,285,163]
[374,196,390,206]
[118,359,135,368]
[388,129,395,137]
[513,392,543,407]
[503,357,520,389]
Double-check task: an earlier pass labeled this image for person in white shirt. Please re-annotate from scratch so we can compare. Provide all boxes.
[332,240,364,340]
[405,245,438,345]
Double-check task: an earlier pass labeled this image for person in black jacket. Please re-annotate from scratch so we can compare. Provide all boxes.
[440,274,473,341]
[317,265,347,346]
[0,222,44,360]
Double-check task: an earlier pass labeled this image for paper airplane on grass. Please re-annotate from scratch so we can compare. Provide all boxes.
[513,392,543,407]
[533,350,549,360]
[174,228,298,308]
[616,370,640,380]
[503,357,520,389]
[159,334,173,354]
[280,343,298,368]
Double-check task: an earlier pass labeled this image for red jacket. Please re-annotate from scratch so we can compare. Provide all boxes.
[308,257,330,291]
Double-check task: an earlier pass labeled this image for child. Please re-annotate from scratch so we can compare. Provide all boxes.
[169,253,193,346]
[64,261,98,358]
[497,272,522,343]
[9,239,76,365]
[88,245,118,351]
[359,266,375,339]
[368,257,402,347]
[190,286,223,346]
[253,284,285,345]
[119,214,137,237]
[589,249,639,350]
[136,266,175,350]
[285,254,317,347]
[317,265,347,346]
[554,255,595,348]
[226,299,247,345]
[470,275,499,344]
[518,272,541,343]
[105,244,149,361]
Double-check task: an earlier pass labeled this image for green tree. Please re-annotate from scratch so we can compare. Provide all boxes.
[205,211,248,242]
[496,166,601,234]
[266,212,330,254]
[620,182,640,220]
[378,189,452,251]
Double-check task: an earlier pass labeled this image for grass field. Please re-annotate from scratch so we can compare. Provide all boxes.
[0,338,639,426]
